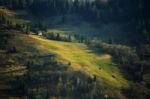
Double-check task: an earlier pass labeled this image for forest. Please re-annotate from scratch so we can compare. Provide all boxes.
[0,0,150,99]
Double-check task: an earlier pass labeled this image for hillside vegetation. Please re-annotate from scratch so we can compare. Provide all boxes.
[18,34,129,88]
[0,34,129,98]
[0,0,150,99]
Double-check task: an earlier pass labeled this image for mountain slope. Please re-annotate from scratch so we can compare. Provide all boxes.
[12,34,129,89]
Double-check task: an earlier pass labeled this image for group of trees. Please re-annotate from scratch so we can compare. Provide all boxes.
[44,32,72,42]
[0,0,137,23]
[1,0,149,43]
[135,0,150,44]
[90,42,138,72]
[0,8,30,34]
[1,0,147,43]
[0,0,34,9]
[0,29,15,49]
[0,11,14,27]
[43,32,91,43]
[89,41,150,98]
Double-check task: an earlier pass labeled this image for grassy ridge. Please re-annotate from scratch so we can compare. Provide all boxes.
[13,34,129,88]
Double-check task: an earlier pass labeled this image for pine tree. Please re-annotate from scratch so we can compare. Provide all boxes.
[56,33,60,40]
[68,34,71,42]
[1,14,6,24]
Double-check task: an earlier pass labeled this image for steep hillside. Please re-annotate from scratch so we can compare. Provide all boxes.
[0,33,130,98]
[0,1,149,98]
[14,34,129,88]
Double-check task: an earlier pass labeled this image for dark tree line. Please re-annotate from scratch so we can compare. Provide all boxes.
[138,0,150,44]
[0,0,137,23]
[0,0,148,45]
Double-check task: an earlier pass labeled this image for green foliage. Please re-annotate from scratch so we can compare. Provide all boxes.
[0,0,136,23]
[0,0,149,99]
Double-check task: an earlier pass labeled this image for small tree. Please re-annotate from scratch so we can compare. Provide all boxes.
[56,33,60,40]
[68,35,72,42]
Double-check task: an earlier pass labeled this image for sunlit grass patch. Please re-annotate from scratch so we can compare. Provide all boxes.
[7,34,129,89]
[12,34,129,88]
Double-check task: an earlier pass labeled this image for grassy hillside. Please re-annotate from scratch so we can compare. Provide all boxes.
[12,34,129,89]
[0,30,130,98]
[0,0,149,98]
[0,1,149,98]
